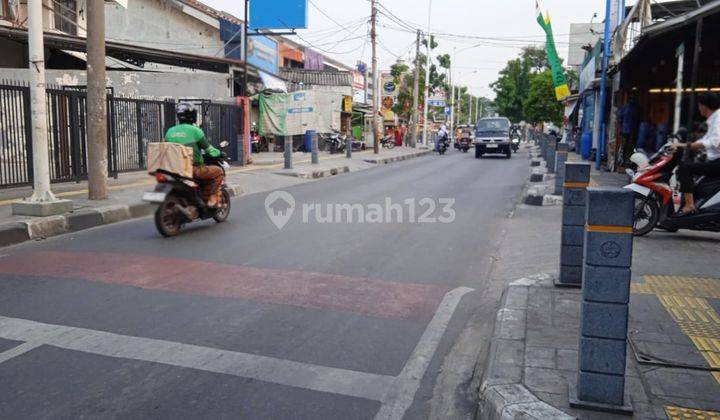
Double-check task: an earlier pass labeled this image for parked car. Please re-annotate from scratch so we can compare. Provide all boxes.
[474,117,513,159]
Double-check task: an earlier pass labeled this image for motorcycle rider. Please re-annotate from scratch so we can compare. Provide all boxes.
[671,93,720,215]
[165,102,224,207]
[436,124,449,151]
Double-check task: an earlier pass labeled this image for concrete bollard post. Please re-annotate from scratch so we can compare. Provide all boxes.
[346,136,352,159]
[557,162,591,288]
[554,143,569,195]
[311,132,319,165]
[547,137,557,174]
[284,136,292,170]
[570,187,635,414]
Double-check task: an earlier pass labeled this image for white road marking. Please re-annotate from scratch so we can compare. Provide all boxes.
[0,341,42,364]
[0,286,472,417]
[375,287,474,420]
[0,316,393,401]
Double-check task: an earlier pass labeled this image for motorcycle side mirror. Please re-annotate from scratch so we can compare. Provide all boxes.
[219,141,229,148]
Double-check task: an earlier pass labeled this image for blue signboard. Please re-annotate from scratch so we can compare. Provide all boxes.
[250,0,308,30]
[247,36,279,75]
[428,99,446,107]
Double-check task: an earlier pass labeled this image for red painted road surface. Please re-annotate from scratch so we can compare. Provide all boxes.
[0,251,449,321]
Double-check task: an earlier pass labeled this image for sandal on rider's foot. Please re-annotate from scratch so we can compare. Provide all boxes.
[673,208,698,217]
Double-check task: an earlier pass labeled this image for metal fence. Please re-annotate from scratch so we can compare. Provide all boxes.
[0,83,242,189]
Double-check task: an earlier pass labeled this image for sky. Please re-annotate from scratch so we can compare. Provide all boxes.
[201,0,609,98]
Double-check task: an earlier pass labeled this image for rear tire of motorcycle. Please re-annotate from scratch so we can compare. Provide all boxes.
[213,189,232,223]
[387,142,395,150]
[633,193,659,237]
[155,196,183,237]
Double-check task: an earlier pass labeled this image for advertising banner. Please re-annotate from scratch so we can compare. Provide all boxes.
[247,36,279,75]
[250,0,308,30]
[381,73,398,122]
[259,91,341,136]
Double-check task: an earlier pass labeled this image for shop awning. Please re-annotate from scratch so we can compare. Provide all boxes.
[0,26,250,74]
[642,1,720,39]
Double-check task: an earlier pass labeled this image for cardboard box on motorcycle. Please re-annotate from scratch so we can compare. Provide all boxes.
[147,142,194,178]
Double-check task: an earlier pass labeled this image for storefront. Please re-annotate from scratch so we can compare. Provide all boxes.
[610,2,720,169]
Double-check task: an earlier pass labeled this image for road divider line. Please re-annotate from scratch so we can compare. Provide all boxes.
[0,315,394,402]
[374,287,475,420]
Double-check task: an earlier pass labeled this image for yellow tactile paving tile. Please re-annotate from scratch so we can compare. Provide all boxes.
[665,405,720,420]
[637,276,720,386]
[638,276,720,299]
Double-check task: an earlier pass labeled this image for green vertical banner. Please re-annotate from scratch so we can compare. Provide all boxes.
[536,1,571,101]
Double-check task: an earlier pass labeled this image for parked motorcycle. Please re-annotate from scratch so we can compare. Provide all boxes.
[380,135,396,149]
[143,141,232,237]
[626,133,720,236]
[321,130,348,154]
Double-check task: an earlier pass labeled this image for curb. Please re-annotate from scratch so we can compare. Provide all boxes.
[0,184,244,248]
[278,150,431,179]
[523,185,562,207]
[363,149,432,164]
[476,274,574,420]
[280,165,351,179]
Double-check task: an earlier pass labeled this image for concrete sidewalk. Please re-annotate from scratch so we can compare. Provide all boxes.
[0,147,430,248]
[476,156,720,419]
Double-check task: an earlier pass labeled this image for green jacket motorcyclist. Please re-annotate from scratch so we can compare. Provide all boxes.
[164,102,225,207]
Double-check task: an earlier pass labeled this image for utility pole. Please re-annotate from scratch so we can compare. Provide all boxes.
[449,47,454,142]
[87,0,108,200]
[243,0,249,95]
[371,0,380,154]
[421,0,432,146]
[410,29,421,148]
[12,0,72,216]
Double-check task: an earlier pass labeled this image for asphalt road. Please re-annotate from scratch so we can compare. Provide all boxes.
[0,147,529,420]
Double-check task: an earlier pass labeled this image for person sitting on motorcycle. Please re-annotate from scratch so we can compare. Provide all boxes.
[671,92,720,215]
[436,124,449,151]
[165,102,224,207]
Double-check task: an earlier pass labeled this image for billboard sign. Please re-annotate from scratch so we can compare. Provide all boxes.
[380,73,397,122]
[250,0,308,30]
[352,71,365,91]
[247,36,279,75]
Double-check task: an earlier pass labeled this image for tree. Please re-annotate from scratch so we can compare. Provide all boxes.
[490,45,573,123]
[523,70,563,125]
[491,58,527,122]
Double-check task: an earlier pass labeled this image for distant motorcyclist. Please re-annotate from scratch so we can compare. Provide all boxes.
[436,124,450,151]
[670,93,720,215]
[165,102,224,207]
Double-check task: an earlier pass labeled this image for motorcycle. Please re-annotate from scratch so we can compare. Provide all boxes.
[436,136,449,155]
[321,131,347,154]
[625,134,720,236]
[380,135,396,149]
[511,136,520,153]
[143,141,232,237]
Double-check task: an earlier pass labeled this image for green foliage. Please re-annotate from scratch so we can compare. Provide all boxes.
[523,70,563,125]
[490,45,570,123]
